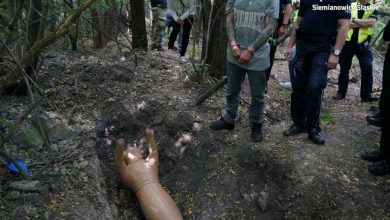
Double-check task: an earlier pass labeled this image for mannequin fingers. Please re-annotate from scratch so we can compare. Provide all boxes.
[145,128,159,162]
[115,139,126,170]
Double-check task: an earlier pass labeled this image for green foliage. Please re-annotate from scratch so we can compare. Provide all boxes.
[320,112,334,125]
[0,118,11,129]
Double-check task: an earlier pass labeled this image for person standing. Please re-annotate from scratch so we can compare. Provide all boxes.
[167,0,195,62]
[209,0,279,142]
[284,0,351,145]
[361,20,390,176]
[265,0,292,88]
[165,11,183,50]
[333,0,379,102]
[150,0,167,51]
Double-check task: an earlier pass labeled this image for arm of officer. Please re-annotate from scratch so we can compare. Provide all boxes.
[327,18,349,70]
[278,3,292,36]
[284,16,303,60]
[351,9,378,28]
[351,17,377,28]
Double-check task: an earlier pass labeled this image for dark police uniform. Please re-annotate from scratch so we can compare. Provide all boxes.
[335,2,378,101]
[361,21,390,175]
[292,0,350,134]
[265,0,292,84]
[380,21,390,166]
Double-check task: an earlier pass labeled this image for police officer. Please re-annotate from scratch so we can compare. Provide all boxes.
[284,0,351,145]
[333,0,379,102]
[361,20,390,176]
[150,0,167,51]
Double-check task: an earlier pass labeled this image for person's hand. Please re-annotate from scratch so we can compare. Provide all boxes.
[238,49,253,64]
[284,47,292,60]
[278,25,286,37]
[115,129,159,192]
[176,19,184,25]
[327,54,339,70]
[230,41,240,60]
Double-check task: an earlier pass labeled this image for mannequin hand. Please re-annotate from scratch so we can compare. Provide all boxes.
[115,129,159,192]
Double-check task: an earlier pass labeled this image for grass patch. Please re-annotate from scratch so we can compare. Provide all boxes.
[320,112,333,125]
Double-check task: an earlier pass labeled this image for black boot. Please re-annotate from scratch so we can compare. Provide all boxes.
[210,118,234,130]
[361,94,380,102]
[369,160,390,176]
[308,128,325,145]
[361,149,385,162]
[251,123,263,142]
[332,92,346,101]
[283,124,305,136]
[366,110,381,127]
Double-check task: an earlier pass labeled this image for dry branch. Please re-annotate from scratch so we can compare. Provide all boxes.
[196,76,227,105]
[0,0,99,90]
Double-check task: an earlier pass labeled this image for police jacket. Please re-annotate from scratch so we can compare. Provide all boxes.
[151,0,167,8]
[167,0,195,22]
[346,2,376,44]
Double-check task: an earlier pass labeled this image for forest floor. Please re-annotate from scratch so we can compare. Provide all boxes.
[0,39,389,220]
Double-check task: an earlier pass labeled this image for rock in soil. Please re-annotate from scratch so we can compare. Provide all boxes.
[9,180,41,192]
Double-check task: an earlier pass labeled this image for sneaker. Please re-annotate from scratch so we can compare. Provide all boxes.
[210,118,234,130]
[279,81,292,90]
[369,160,390,176]
[307,128,325,145]
[155,46,164,51]
[251,123,263,142]
[361,150,385,162]
[179,56,187,63]
[168,49,173,56]
[283,124,305,136]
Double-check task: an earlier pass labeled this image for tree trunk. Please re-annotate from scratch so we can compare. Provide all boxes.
[202,0,227,77]
[107,0,119,38]
[130,0,147,49]
[92,9,107,48]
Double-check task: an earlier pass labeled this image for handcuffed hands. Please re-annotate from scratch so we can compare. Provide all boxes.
[238,49,253,64]
[115,129,159,193]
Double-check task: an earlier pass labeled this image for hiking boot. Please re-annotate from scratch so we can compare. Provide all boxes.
[361,94,379,102]
[210,118,234,130]
[366,110,381,127]
[332,93,345,101]
[369,160,390,176]
[308,129,325,145]
[361,149,385,162]
[251,123,263,142]
[283,124,305,136]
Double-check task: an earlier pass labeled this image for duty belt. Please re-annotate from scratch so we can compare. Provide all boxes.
[298,34,331,43]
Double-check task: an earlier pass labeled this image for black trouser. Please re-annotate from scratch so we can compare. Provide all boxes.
[168,17,193,57]
[380,47,390,160]
[291,38,331,131]
[265,26,280,84]
[337,41,374,99]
